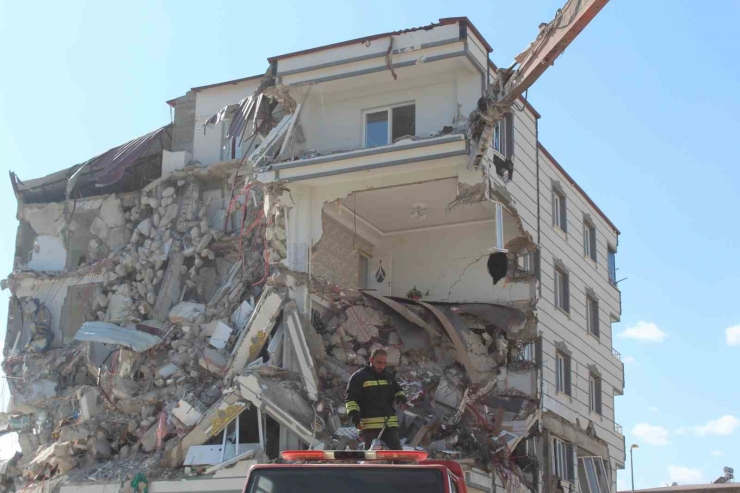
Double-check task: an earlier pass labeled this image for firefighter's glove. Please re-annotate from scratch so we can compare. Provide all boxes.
[349,411,361,429]
[395,395,408,408]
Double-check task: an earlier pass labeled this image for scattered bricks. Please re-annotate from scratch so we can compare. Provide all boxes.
[168,302,205,324]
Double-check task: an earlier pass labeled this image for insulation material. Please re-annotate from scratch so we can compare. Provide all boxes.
[74,322,162,352]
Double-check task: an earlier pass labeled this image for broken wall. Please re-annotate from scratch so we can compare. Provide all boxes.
[376,221,529,303]
[192,80,262,167]
[172,91,196,154]
[311,212,373,289]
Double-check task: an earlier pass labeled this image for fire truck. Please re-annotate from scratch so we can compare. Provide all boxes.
[243,450,468,493]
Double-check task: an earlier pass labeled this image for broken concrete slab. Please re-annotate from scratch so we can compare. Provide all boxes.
[152,251,185,322]
[236,373,323,448]
[283,304,319,401]
[200,347,228,374]
[169,302,205,324]
[77,387,102,421]
[172,400,204,428]
[231,300,254,330]
[208,321,232,350]
[227,288,284,377]
[164,392,242,467]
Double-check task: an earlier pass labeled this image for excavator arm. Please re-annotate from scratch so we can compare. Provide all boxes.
[470,0,611,169]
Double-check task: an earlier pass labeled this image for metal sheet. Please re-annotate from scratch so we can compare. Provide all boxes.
[74,322,163,353]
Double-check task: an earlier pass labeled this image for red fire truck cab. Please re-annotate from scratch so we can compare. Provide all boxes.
[242,450,468,493]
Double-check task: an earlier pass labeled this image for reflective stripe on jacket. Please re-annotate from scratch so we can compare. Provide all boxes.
[345,365,405,429]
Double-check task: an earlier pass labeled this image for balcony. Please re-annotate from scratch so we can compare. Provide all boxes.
[258,134,468,185]
[614,422,623,435]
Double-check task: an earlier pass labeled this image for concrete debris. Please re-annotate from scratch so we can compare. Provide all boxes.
[168,302,205,324]
[1,62,547,493]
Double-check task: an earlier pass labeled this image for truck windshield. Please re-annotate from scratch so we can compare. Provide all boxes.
[246,467,445,493]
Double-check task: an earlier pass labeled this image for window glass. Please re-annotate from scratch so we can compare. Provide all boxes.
[366,111,389,147]
[584,458,600,493]
[391,105,415,141]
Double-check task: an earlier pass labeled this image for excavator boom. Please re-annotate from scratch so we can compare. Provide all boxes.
[471,0,611,169]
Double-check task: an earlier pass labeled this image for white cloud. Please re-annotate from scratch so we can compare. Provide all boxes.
[623,356,636,364]
[694,415,739,436]
[619,321,668,342]
[632,423,671,445]
[649,407,659,413]
[725,325,740,346]
[674,427,688,435]
[668,466,703,483]
[711,450,725,456]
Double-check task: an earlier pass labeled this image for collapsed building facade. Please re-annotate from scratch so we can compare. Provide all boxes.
[0,17,625,493]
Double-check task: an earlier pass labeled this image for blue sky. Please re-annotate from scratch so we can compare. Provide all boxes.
[0,0,738,487]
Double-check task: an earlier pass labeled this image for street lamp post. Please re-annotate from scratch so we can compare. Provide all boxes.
[630,444,639,493]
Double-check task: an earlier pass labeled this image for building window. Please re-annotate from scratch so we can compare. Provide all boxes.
[578,457,610,493]
[584,222,597,261]
[586,296,599,338]
[517,249,541,279]
[608,247,617,286]
[556,352,571,396]
[363,104,415,148]
[589,374,602,415]
[554,267,570,313]
[553,438,575,482]
[553,190,567,233]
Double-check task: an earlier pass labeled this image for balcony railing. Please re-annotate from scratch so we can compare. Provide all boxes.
[614,423,624,435]
[612,348,621,361]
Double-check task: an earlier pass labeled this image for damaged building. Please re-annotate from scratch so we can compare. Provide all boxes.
[1,16,624,493]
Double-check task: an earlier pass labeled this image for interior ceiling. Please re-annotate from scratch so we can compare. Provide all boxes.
[340,178,495,234]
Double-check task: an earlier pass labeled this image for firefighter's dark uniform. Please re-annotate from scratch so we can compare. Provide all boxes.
[345,364,407,450]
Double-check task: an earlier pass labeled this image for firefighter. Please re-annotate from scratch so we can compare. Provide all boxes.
[345,348,407,450]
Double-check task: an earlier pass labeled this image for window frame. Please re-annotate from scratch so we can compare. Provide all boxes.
[589,374,602,415]
[555,351,572,396]
[554,267,570,313]
[553,189,568,233]
[586,295,600,338]
[552,437,575,482]
[607,247,617,286]
[362,102,416,148]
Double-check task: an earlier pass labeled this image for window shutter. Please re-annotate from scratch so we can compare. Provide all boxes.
[535,337,543,368]
[590,228,597,260]
[561,196,568,233]
[596,380,602,414]
[593,302,600,337]
[564,357,572,396]
[534,248,541,281]
[564,274,570,313]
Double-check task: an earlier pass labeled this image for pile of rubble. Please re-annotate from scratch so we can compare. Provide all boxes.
[0,73,541,493]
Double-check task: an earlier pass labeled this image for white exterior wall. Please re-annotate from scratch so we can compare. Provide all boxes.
[536,147,625,469]
[503,96,625,473]
[296,70,476,155]
[192,79,261,166]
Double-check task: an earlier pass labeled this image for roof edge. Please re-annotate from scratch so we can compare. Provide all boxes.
[537,142,620,235]
[267,17,488,64]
